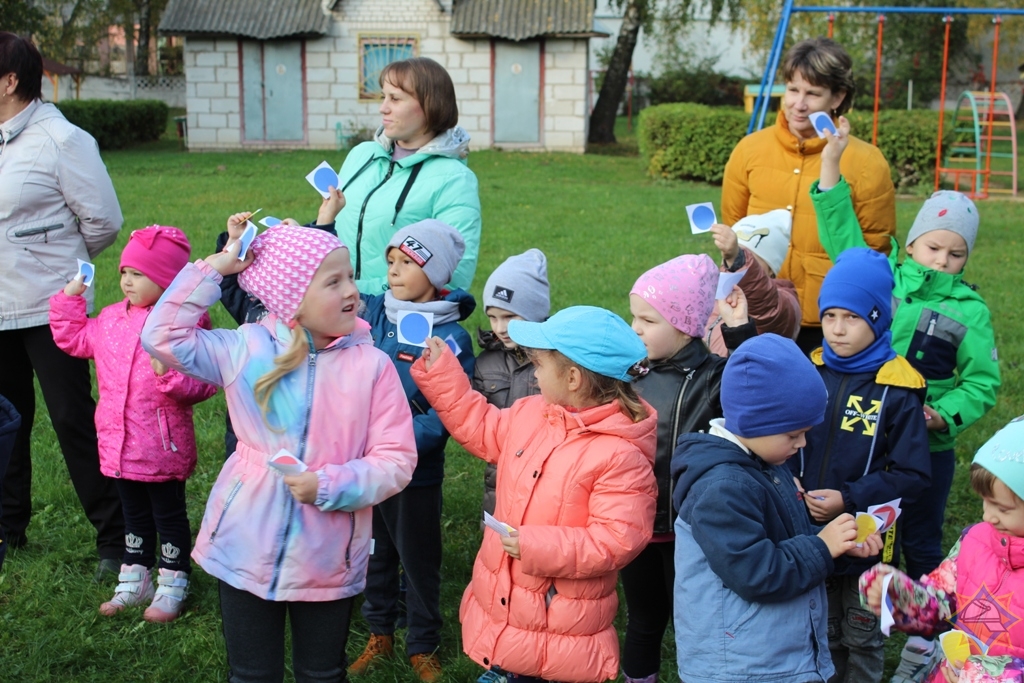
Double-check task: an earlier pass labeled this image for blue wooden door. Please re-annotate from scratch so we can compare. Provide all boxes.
[241,40,304,142]
[494,41,540,144]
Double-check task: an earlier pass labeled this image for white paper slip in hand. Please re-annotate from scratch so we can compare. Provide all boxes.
[397,310,434,347]
[306,161,339,199]
[237,221,258,261]
[76,259,95,287]
[809,111,839,139]
[268,449,308,476]
[483,512,515,538]
[880,572,895,636]
[715,270,745,300]
[685,202,717,234]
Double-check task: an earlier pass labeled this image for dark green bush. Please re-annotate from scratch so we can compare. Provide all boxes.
[638,103,956,190]
[647,67,744,108]
[56,99,169,149]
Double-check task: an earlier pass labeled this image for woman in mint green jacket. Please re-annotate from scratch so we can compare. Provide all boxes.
[811,116,1000,682]
[322,58,481,295]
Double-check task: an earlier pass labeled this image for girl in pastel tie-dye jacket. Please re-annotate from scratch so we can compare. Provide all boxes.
[859,417,1024,683]
[141,225,417,682]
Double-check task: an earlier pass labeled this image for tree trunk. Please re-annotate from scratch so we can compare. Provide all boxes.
[135,0,152,76]
[588,0,645,145]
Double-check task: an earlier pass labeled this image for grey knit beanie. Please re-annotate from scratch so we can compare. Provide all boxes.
[906,191,979,255]
[483,249,550,322]
[386,219,465,290]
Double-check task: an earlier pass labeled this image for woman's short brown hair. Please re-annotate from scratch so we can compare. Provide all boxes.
[379,57,459,137]
[0,32,43,103]
[781,38,855,115]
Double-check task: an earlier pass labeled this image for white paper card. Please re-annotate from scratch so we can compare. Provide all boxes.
[686,202,717,234]
[880,572,895,636]
[237,221,258,260]
[867,498,903,533]
[306,161,339,199]
[268,449,308,476]
[810,111,838,139]
[76,259,95,287]
[396,310,434,347]
[483,512,515,538]
[715,270,745,300]
[443,334,462,356]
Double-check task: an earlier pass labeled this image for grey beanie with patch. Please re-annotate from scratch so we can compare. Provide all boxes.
[483,249,550,322]
[386,219,465,290]
[906,190,979,255]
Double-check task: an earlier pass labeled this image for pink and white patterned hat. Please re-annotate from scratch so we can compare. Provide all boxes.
[630,254,719,338]
[238,226,346,323]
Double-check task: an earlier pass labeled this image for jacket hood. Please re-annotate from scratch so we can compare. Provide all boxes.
[0,99,49,143]
[476,328,532,363]
[671,432,761,512]
[543,398,657,465]
[373,125,471,161]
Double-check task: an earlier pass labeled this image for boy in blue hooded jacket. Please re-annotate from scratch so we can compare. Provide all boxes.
[671,334,882,683]
[791,247,932,683]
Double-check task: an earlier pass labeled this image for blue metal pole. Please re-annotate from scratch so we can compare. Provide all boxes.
[747,5,789,135]
[756,0,796,132]
[794,6,1024,15]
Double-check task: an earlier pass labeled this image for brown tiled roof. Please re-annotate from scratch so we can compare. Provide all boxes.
[451,0,604,40]
[158,0,330,39]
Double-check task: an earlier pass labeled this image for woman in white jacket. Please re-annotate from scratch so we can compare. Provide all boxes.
[0,32,125,578]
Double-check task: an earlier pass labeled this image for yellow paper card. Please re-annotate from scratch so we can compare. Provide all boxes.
[940,630,970,670]
[855,512,879,543]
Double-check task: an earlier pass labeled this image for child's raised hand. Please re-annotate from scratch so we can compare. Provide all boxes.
[819,116,851,190]
[316,186,346,226]
[817,512,859,558]
[204,237,255,277]
[718,286,749,328]
[711,223,740,266]
[283,471,319,504]
[805,488,844,522]
[63,274,88,297]
[501,529,521,559]
[150,356,169,376]
[226,212,251,242]
[422,336,450,372]
[862,564,897,615]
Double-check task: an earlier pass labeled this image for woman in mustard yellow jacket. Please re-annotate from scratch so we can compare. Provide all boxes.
[721,38,895,352]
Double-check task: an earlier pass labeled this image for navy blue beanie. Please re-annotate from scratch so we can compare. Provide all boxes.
[817,247,894,337]
[722,334,828,438]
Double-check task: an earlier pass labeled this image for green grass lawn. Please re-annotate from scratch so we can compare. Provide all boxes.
[0,117,1020,682]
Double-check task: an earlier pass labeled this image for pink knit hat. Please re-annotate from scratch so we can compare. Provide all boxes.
[630,254,719,337]
[120,226,192,289]
[238,226,346,323]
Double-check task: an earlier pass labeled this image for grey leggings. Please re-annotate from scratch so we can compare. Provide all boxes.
[218,580,353,683]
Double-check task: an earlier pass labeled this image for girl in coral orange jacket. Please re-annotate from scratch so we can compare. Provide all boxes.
[412,305,658,683]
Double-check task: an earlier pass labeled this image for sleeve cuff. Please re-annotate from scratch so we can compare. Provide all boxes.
[314,470,331,508]
[195,259,225,284]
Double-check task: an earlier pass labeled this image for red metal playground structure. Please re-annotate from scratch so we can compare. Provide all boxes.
[748,4,1024,198]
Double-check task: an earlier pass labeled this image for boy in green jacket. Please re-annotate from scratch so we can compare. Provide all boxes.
[811,117,1001,683]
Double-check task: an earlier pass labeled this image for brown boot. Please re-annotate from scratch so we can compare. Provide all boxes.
[348,634,394,675]
[409,653,443,683]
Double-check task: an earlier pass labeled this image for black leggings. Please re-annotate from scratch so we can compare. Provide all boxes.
[116,478,191,572]
[619,540,675,679]
[218,581,354,683]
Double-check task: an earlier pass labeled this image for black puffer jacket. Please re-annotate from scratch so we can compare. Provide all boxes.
[636,322,755,534]
[0,393,22,570]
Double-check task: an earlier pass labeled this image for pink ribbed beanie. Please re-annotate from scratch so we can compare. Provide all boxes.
[630,254,719,337]
[119,226,192,289]
[237,226,346,323]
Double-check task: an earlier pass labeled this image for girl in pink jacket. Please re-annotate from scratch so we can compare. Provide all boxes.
[49,226,216,622]
[412,306,658,683]
[141,225,416,683]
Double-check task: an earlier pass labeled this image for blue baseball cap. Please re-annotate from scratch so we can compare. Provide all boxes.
[508,305,647,381]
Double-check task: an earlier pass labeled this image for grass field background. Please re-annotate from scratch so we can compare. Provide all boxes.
[0,116,1020,681]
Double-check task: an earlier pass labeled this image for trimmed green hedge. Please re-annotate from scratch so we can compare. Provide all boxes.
[638,104,956,190]
[56,99,169,150]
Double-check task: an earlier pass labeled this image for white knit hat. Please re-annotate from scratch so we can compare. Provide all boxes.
[732,209,793,276]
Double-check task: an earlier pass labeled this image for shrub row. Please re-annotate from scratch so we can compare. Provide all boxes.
[638,103,956,190]
[56,99,169,150]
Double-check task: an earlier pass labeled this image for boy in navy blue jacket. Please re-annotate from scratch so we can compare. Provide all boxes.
[672,334,882,683]
[790,247,931,683]
[350,219,475,681]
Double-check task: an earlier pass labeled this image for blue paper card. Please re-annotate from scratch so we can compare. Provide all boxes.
[809,111,838,139]
[306,161,339,199]
[76,258,95,287]
[396,310,434,347]
[444,334,462,356]
[237,221,258,261]
[685,203,717,234]
[259,216,282,228]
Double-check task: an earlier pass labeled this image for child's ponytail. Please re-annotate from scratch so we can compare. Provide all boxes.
[254,323,310,430]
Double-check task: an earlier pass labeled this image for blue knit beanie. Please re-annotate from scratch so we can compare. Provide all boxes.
[722,334,828,438]
[818,247,894,337]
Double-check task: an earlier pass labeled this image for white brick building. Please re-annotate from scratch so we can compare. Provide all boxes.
[158,0,606,152]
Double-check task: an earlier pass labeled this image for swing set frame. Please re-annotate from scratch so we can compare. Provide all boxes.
[748,4,1024,197]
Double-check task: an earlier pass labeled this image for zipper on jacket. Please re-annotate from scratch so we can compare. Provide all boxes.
[13,223,62,238]
[345,512,355,569]
[209,479,244,542]
[269,349,319,597]
[354,160,397,280]
[156,408,178,452]
[816,374,851,487]
[666,370,694,522]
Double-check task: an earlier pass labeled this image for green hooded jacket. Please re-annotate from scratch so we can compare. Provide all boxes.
[810,178,1000,452]
[334,126,481,294]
